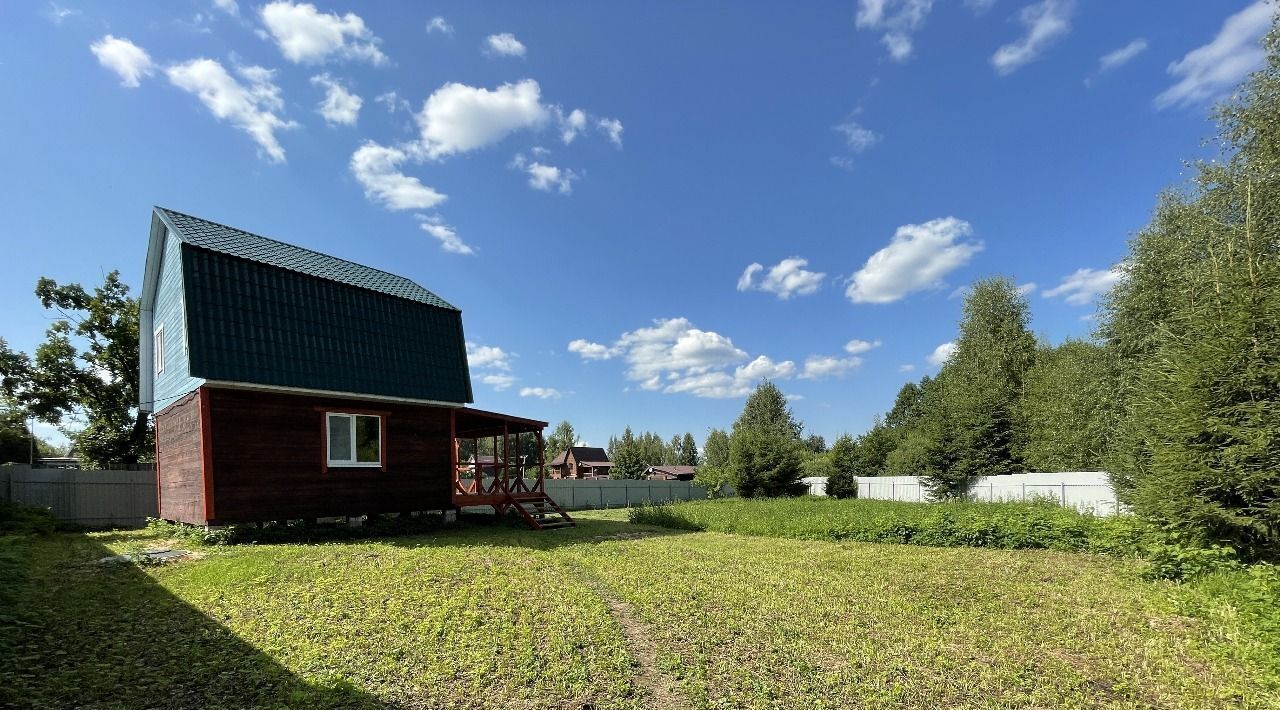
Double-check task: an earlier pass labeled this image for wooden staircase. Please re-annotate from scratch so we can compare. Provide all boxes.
[507,493,576,530]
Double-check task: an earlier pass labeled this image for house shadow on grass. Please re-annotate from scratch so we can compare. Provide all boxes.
[0,535,397,709]
[378,513,689,553]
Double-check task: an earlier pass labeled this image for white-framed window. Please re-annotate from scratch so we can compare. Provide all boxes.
[154,325,166,375]
[326,412,383,467]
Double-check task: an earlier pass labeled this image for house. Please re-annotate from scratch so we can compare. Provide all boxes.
[645,465,697,481]
[548,447,613,479]
[139,207,572,530]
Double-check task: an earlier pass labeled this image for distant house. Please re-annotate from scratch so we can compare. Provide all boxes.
[548,447,613,479]
[140,207,571,530]
[645,465,697,481]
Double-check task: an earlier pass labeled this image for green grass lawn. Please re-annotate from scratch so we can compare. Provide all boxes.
[1,506,1275,709]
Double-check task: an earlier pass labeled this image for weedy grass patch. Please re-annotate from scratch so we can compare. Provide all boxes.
[0,506,1275,708]
[628,496,1147,553]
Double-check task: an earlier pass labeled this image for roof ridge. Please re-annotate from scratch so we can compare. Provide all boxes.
[154,206,458,310]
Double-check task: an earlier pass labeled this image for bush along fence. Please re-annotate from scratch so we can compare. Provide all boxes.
[806,471,1119,516]
[0,464,731,528]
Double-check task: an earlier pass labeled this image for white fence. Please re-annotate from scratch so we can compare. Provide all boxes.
[1,465,158,528]
[810,471,1119,515]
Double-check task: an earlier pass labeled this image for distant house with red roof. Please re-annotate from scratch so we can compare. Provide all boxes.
[645,465,697,481]
[548,447,613,479]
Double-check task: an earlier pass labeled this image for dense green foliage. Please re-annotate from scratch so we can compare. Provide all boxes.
[1098,22,1280,560]
[606,426,700,478]
[727,381,806,497]
[1019,340,1116,471]
[824,434,859,498]
[728,428,805,497]
[0,273,151,466]
[921,277,1036,498]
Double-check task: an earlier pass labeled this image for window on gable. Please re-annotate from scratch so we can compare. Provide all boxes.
[326,412,382,467]
[154,325,166,375]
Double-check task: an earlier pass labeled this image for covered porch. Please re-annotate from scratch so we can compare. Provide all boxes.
[449,407,574,529]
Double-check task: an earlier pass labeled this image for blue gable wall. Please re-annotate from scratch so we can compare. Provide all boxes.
[151,228,204,411]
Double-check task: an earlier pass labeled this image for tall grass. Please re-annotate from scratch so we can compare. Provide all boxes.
[629,496,1147,553]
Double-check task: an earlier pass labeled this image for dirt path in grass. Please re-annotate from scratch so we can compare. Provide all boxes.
[576,568,685,710]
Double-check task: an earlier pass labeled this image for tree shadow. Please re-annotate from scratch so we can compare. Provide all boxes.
[0,535,397,709]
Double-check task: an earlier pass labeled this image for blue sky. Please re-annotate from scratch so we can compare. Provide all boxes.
[0,1,1274,450]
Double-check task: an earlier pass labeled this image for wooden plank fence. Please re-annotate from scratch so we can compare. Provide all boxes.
[1,465,158,528]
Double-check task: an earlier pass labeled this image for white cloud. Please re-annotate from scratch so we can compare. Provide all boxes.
[834,120,881,152]
[166,59,298,163]
[898,363,916,372]
[485,32,526,57]
[559,108,587,143]
[1155,2,1274,110]
[800,355,862,380]
[927,341,956,367]
[569,319,800,398]
[350,141,446,210]
[374,90,409,113]
[830,155,856,171]
[665,355,797,399]
[846,217,983,304]
[736,257,826,299]
[1042,267,1123,305]
[1098,38,1148,73]
[467,342,512,370]
[964,0,996,15]
[481,373,516,391]
[520,387,561,399]
[736,263,763,292]
[310,73,361,125]
[844,339,882,354]
[426,16,453,35]
[415,79,549,159]
[991,0,1074,76]
[512,154,578,194]
[213,0,239,16]
[259,1,387,65]
[48,2,82,23]
[567,339,619,360]
[1016,282,1037,296]
[90,35,154,88]
[416,214,474,255]
[855,0,935,62]
[597,117,624,147]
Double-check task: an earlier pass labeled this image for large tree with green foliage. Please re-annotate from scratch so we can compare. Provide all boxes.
[1102,20,1280,559]
[1019,340,1116,472]
[609,426,647,479]
[728,381,805,497]
[825,434,859,498]
[921,277,1036,497]
[732,379,803,439]
[0,273,151,466]
[678,432,699,466]
[703,428,730,467]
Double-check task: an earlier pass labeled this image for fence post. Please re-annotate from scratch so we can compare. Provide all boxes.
[1060,482,1067,504]
[1021,481,1026,502]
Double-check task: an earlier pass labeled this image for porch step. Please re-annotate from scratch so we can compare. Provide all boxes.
[509,494,575,531]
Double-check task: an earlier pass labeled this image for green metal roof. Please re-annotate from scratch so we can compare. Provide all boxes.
[155,207,458,310]
[156,207,473,404]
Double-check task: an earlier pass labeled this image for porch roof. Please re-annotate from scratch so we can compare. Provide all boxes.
[453,407,548,438]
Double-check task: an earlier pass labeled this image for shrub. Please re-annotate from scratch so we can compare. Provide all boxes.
[692,465,734,499]
[0,499,69,536]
